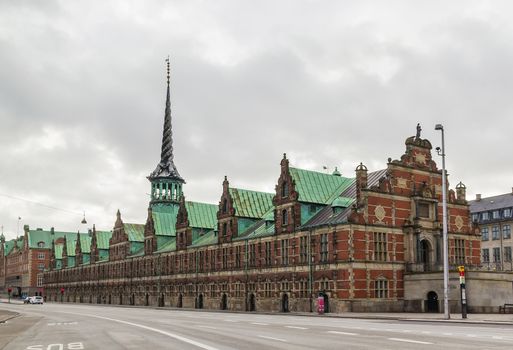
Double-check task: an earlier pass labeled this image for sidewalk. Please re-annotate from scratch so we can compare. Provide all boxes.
[2,297,513,325]
[0,309,19,323]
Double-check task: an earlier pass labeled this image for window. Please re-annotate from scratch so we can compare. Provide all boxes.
[281,182,289,198]
[222,199,228,214]
[503,225,511,239]
[320,234,328,263]
[235,246,241,268]
[492,226,500,240]
[472,214,479,223]
[375,279,388,298]
[37,274,43,287]
[482,248,490,263]
[493,210,500,219]
[300,236,308,264]
[373,232,387,261]
[482,212,489,221]
[281,239,289,265]
[249,244,256,267]
[481,227,489,241]
[417,203,429,218]
[504,208,512,218]
[265,241,272,266]
[505,247,512,262]
[223,223,227,237]
[38,252,45,260]
[454,239,465,264]
[282,209,288,226]
[493,247,501,262]
[37,242,45,248]
[38,263,45,271]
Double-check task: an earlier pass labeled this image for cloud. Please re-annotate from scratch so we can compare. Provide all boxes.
[1,0,513,239]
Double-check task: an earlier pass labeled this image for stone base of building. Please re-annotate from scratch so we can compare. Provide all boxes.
[405,270,513,313]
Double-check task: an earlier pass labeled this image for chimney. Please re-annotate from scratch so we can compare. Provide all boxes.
[476,194,482,201]
[355,162,368,205]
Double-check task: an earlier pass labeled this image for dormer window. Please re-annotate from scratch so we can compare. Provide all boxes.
[37,242,45,248]
[492,210,500,219]
[282,182,289,198]
[482,212,489,221]
[504,208,512,218]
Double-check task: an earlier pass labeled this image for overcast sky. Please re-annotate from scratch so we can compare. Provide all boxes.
[1,1,512,240]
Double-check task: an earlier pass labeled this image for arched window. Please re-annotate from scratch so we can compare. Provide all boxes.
[223,223,228,236]
[37,242,45,248]
[281,182,289,198]
[282,209,288,226]
[222,199,228,214]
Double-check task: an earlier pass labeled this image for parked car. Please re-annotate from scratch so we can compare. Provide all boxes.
[29,296,44,304]
[23,296,32,304]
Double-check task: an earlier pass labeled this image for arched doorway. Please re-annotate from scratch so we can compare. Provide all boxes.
[249,293,256,312]
[177,294,183,308]
[426,291,439,313]
[108,294,111,305]
[320,292,330,313]
[119,294,123,305]
[130,293,135,306]
[159,293,164,307]
[145,293,149,306]
[198,294,204,309]
[419,240,430,270]
[281,293,289,313]
[221,293,228,310]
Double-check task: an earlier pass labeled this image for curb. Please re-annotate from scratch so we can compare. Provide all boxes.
[0,312,20,324]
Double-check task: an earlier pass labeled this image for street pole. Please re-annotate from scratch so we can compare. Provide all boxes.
[435,124,450,319]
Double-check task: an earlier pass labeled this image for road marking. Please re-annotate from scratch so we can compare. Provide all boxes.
[251,322,269,326]
[402,330,412,333]
[442,333,452,336]
[258,335,287,342]
[326,331,359,336]
[285,326,308,330]
[197,325,217,330]
[421,331,431,334]
[388,338,433,345]
[57,312,220,350]
[466,334,477,338]
[224,319,237,322]
[47,322,78,326]
[493,336,503,340]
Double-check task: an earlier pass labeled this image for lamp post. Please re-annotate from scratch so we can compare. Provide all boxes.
[435,123,450,320]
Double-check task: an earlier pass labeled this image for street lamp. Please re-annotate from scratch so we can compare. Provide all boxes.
[435,123,450,320]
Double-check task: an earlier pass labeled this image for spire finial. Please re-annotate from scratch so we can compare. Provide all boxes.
[148,56,183,182]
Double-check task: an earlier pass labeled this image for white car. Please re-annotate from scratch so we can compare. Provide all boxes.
[29,296,44,304]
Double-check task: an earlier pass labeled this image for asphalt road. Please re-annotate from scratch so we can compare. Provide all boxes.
[2,303,513,349]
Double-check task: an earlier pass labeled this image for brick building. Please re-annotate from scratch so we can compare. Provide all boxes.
[0,227,80,297]
[41,65,485,313]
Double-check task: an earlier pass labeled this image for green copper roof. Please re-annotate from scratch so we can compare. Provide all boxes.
[331,197,354,208]
[185,201,218,229]
[96,231,112,249]
[235,221,275,241]
[80,234,91,254]
[55,244,64,259]
[152,205,179,236]
[4,239,16,256]
[190,230,217,247]
[289,167,353,205]
[124,223,144,242]
[156,237,176,253]
[27,229,77,249]
[66,238,76,257]
[229,188,274,219]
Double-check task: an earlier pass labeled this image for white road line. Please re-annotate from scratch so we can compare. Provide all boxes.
[56,312,220,350]
[466,334,477,338]
[421,331,431,334]
[285,326,308,330]
[388,338,433,345]
[258,335,287,342]
[493,336,503,340]
[442,333,453,336]
[224,319,237,322]
[326,331,359,336]
[403,330,412,333]
[197,325,218,330]
[251,322,269,326]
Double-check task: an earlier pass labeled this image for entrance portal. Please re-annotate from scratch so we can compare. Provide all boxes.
[249,293,256,312]
[281,293,289,312]
[221,293,227,310]
[426,291,439,313]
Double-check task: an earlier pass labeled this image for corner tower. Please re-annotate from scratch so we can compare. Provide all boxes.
[148,58,185,209]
